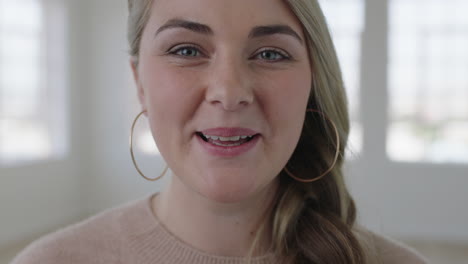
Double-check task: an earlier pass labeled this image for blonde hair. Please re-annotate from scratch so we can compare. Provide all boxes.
[266,0,367,262]
[127,0,369,262]
[127,0,152,64]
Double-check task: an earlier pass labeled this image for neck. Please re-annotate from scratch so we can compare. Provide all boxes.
[152,175,278,257]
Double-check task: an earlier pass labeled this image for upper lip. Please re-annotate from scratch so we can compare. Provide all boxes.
[198,127,259,137]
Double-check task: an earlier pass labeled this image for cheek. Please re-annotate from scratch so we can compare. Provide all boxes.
[139,63,204,158]
[142,64,184,102]
[261,70,311,124]
[141,63,202,120]
[264,70,311,155]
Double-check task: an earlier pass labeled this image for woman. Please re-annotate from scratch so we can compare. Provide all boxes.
[12,0,428,263]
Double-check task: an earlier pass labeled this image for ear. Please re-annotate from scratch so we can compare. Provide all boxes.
[130,57,147,113]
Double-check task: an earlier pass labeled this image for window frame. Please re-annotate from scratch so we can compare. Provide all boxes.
[0,0,68,167]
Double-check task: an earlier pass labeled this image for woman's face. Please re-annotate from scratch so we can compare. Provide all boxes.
[133,0,312,203]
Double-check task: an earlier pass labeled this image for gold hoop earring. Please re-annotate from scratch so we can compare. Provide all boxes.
[284,109,341,183]
[130,110,168,181]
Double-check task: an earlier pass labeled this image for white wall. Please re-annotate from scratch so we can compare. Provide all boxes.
[0,0,92,249]
[347,162,468,243]
[82,0,165,214]
[1,0,467,260]
[1,0,164,255]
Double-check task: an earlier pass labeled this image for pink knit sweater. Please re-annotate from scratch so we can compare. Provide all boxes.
[11,193,428,263]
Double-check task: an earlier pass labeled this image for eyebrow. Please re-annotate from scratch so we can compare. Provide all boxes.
[249,25,303,44]
[155,19,303,45]
[155,19,213,36]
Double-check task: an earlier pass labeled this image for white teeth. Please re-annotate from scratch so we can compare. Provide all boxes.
[212,141,243,147]
[204,135,252,141]
[219,136,240,141]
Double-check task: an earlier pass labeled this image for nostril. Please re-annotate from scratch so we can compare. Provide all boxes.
[205,83,254,111]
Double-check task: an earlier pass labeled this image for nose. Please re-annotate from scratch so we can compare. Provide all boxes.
[205,57,254,111]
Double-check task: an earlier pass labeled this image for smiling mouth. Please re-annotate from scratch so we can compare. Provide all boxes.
[195,132,259,147]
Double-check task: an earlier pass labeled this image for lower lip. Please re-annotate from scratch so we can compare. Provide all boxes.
[195,134,260,157]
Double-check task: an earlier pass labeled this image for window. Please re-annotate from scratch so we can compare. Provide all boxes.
[0,0,67,166]
[388,0,468,163]
[133,117,160,155]
[319,0,365,155]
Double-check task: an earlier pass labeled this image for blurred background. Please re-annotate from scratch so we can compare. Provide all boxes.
[1,0,467,263]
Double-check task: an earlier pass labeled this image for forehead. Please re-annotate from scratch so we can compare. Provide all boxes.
[148,0,303,37]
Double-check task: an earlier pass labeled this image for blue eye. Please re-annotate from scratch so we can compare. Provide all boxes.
[170,46,200,57]
[255,49,290,62]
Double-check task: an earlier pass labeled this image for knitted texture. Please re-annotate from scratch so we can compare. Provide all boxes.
[11,193,427,264]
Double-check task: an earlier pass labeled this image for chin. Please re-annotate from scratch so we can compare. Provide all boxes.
[198,177,259,204]
[197,172,275,204]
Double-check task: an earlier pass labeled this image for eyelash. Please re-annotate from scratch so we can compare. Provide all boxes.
[167,44,292,62]
[167,44,203,58]
[252,47,291,62]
